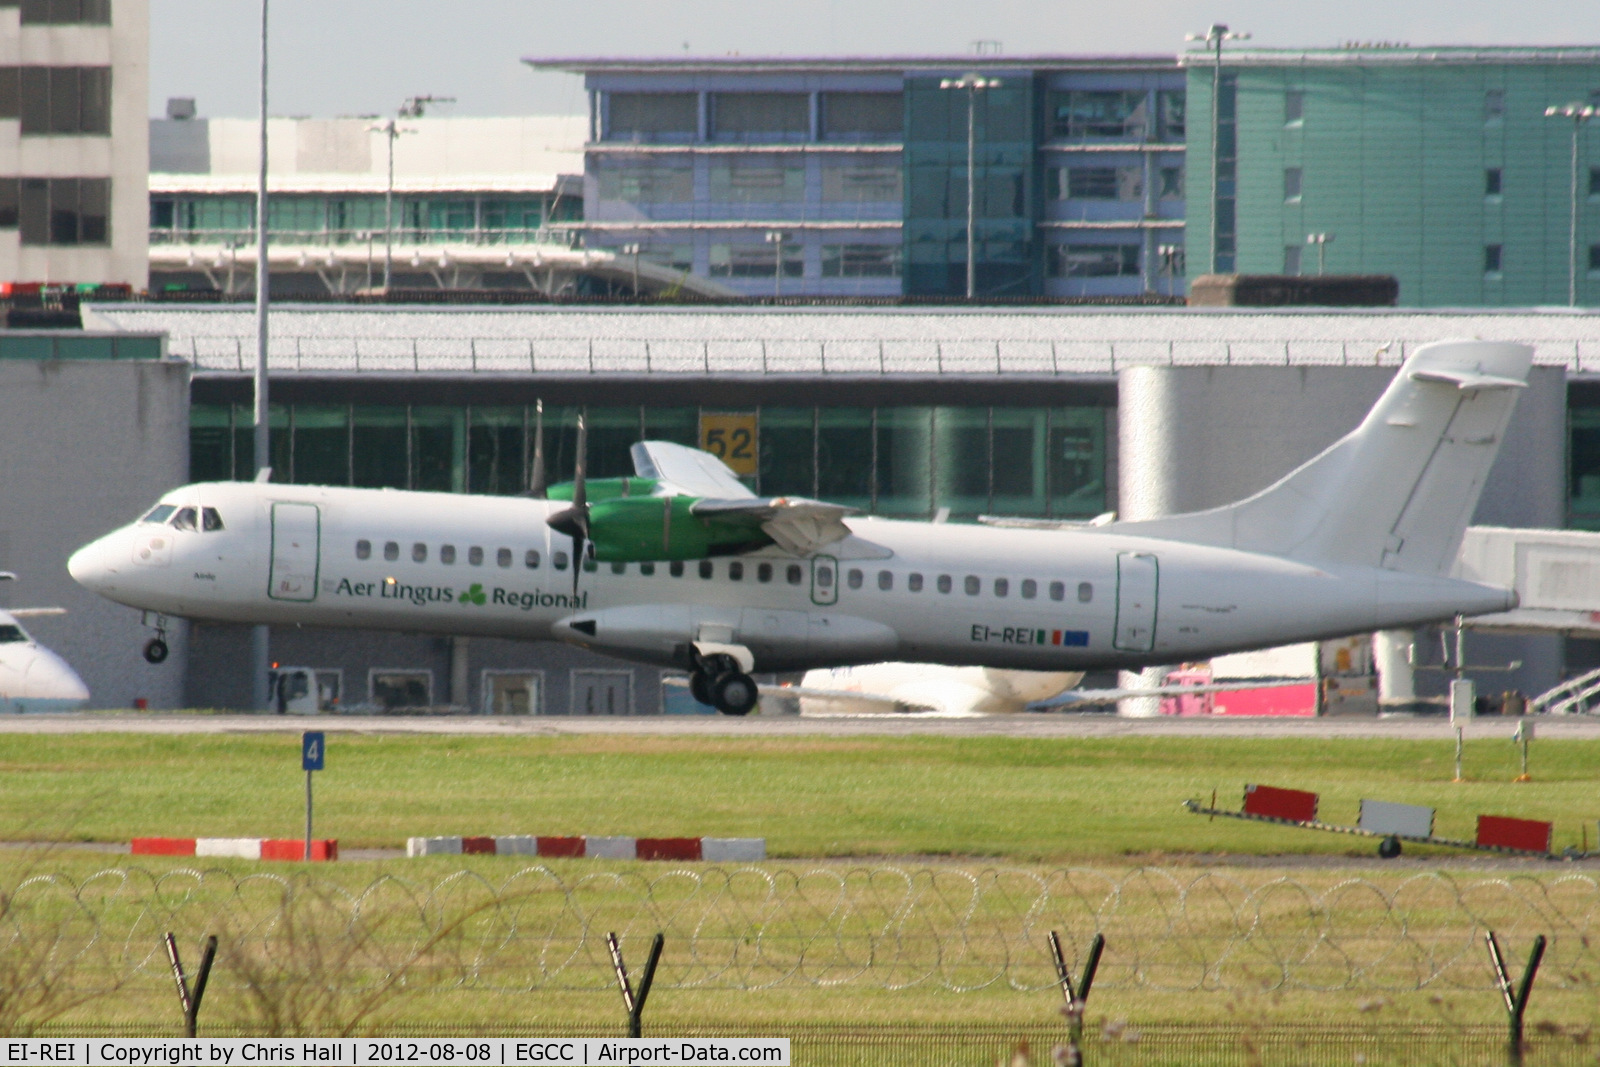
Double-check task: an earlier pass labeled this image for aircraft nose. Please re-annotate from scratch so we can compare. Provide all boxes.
[25,647,90,703]
[67,535,120,594]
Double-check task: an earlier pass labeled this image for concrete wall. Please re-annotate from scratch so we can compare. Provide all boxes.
[186,622,675,716]
[1118,362,1567,696]
[0,357,188,708]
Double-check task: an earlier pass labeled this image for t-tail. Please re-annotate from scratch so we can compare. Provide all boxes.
[1113,340,1533,576]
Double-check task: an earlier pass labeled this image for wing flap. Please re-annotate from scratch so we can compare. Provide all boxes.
[691,497,857,556]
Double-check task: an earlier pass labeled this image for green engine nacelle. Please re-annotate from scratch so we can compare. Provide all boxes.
[584,496,769,562]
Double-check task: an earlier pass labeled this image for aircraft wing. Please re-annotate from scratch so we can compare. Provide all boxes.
[1034,678,1311,709]
[631,441,754,499]
[8,608,66,618]
[691,497,858,556]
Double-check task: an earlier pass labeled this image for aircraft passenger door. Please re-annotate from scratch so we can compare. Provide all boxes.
[811,555,838,606]
[1112,552,1158,653]
[268,502,321,602]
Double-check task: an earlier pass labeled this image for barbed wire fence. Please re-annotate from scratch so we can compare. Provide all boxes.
[4,864,1598,1035]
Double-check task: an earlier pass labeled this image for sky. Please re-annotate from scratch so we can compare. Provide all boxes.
[150,0,1600,120]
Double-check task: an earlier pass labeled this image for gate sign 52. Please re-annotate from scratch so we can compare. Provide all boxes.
[302,731,326,772]
[698,413,758,476]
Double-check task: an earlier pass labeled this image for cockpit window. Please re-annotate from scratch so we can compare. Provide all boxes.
[171,507,198,531]
[141,505,177,524]
[0,624,27,644]
[202,507,224,532]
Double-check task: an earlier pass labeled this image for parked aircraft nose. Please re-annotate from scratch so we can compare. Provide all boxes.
[22,646,91,703]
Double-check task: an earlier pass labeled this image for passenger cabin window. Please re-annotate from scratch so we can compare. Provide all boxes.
[816,565,834,587]
[384,542,400,562]
[468,546,483,566]
[847,568,864,589]
[525,549,540,569]
[699,560,714,579]
[641,562,656,576]
[201,508,224,532]
[611,561,626,574]
[964,575,980,596]
[937,574,952,594]
[141,504,177,524]
[497,548,512,568]
[1078,582,1094,603]
[554,551,569,570]
[583,557,599,572]
[757,562,773,583]
[786,564,803,585]
[412,543,427,563]
[670,561,685,577]
[440,545,456,565]
[728,562,744,581]
[1021,579,1037,599]
[909,573,923,592]
[171,507,198,532]
[994,578,1009,597]
[1049,581,1065,601]
[878,570,893,591]
[356,540,372,560]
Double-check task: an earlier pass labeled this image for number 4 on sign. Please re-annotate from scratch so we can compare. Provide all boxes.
[302,731,325,771]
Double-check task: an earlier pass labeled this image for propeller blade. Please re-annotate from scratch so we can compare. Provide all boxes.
[528,399,546,498]
[569,410,589,600]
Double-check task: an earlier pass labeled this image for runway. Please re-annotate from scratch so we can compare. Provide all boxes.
[3,711,1599,739]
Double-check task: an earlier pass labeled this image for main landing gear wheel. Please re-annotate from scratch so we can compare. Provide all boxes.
[710,670,759,716]
[142,637,169,664]
[689,670,713,707]
[1377,835,1402,860]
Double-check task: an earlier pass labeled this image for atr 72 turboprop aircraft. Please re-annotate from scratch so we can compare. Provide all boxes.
[69,340,1527,715]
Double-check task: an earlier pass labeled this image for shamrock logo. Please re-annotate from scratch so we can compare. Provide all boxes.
[463,583,487,606]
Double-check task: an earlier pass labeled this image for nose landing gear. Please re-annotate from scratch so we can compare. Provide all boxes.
[690,652,759,716]
[141,612,170,664]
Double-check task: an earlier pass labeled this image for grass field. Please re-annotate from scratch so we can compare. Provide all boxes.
[2,731,1598,857]
[4,731,1600,1045]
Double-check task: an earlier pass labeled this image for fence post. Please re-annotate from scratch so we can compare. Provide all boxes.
[607,931,664,1039]
[1049,931,1104,1066]
[163,933,217,1038]
[1486,930,1545,1066]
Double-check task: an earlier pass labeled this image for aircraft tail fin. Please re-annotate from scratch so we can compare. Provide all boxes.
[1112,340,1533,576]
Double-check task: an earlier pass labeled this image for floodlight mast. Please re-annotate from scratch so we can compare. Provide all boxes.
[370,97,452,292]
[938,73,1002,300]
[251,0,270,710]
[1186,24,1250,274]
[1544,102,1596,307]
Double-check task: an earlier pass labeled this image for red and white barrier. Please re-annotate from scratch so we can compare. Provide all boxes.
[405,835,765,861]
[131,837,338,862]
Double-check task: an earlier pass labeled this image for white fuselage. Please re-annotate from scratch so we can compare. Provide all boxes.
[68,481,1517,675]
[0,610,91,712]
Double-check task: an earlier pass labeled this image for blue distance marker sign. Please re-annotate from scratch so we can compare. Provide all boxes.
[302,731,325,771]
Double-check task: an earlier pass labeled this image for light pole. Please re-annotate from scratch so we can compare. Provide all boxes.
[764,230,788,298]
[368,118,414,291]
[1186,24,1249,274]
[1306,232,1334,275]
[619,242,642,297]
[1544,102,1595,306]
[1157,242,1182,295]
[251,0,271,710]
[938,73,1002,300]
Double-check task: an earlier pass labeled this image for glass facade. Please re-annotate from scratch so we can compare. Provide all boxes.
[191,403,1108,520]
[148,192,576,246]
[1572,407,1600,529]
